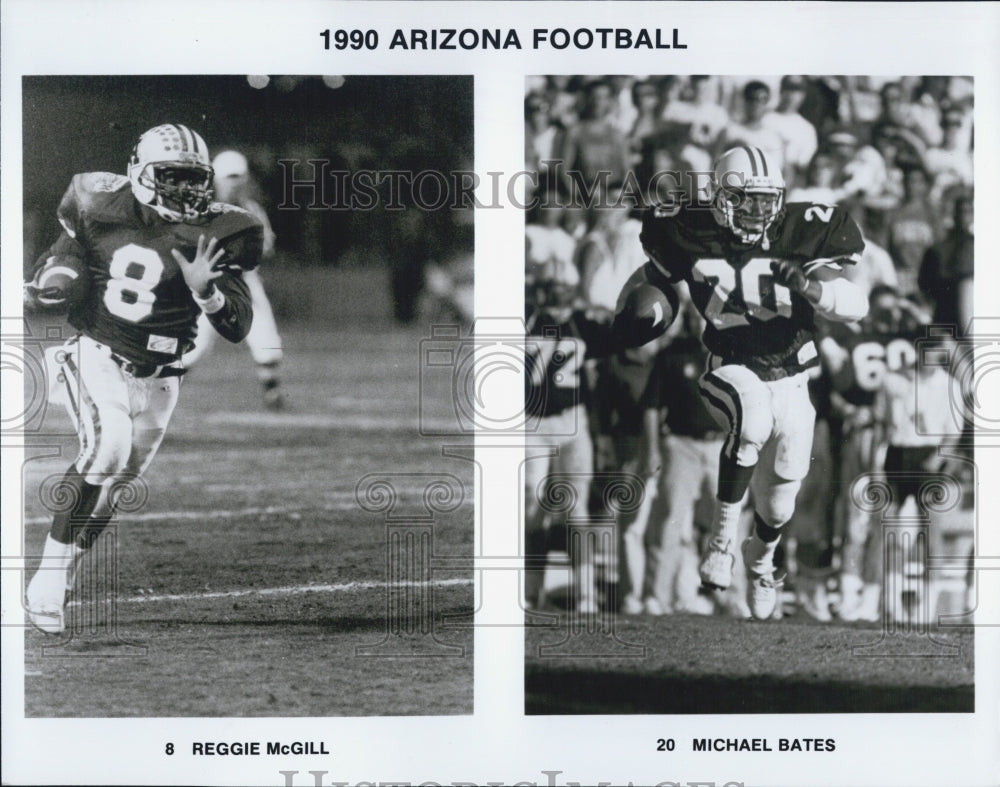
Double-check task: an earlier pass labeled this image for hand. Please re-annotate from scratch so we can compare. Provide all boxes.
[770,260,808,294]
[172,235,225,298]
[23,282,59,312]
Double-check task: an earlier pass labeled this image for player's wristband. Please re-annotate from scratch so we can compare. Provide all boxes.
[812,279,868,322]
[192,285,226,315]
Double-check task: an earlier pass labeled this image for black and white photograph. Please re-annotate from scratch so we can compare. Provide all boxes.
[523,73,978,715]
[2,2,998,787]
[15,74,475,716]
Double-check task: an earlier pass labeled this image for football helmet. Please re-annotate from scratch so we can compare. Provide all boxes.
[710,146,785,249]
[212,150,250,204]
[128,124,213,222]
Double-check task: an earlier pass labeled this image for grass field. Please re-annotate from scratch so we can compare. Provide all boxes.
[525,609,974,714]
[20,309,474,717]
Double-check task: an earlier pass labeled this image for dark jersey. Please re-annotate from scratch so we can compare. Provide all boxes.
[821,315,923,406]
[524,307,615,419]
[640,202,864,380]
[42,172,262,364]
[643,337,721,438]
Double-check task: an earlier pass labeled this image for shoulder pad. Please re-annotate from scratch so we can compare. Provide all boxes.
[58,172,131,237]
[781,202,865,268]
[76,172,130,195]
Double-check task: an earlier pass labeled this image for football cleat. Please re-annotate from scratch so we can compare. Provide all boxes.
[643,596,669,616]
[797,577,833,623]
[621,595,644,615]
[577,598,599,615]
[262,382,286,411]
[699,541,736,590]
[741,537,783,620]
[25,573,68,635]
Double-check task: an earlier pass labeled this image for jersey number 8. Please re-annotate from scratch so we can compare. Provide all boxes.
[105,244,164,323]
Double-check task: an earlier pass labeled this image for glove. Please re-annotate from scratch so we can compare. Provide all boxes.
[770,260,808,295]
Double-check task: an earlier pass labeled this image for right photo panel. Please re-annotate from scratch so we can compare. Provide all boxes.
[523,74,975,714]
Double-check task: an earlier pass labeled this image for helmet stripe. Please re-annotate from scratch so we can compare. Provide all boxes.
[739,145,758,176]
[168,124,187,152]
[755,146,769,176]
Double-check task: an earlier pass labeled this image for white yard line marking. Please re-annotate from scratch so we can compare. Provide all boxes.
[69,577,473,606]
[204,412,461,432]
[23,505,296,527]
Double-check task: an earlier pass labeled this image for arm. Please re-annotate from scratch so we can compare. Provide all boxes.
[172,234,255,343]
[772,260,869,323]
[23,231,88,311]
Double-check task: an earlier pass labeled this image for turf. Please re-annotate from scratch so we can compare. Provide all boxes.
[21,319,474,717]
[525,611,974,714]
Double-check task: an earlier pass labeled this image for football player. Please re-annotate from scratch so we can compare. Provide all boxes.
[182,150,286,409]
[524,257,615,614]
[616,145,869,619]
[23,124,262,634]
[819,285,928,621]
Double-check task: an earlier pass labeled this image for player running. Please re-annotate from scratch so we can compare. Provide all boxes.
[615,146,869,619]
[23,124,262,634]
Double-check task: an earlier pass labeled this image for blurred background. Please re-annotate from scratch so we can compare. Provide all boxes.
[23,75,474,327]
[524,74,975,625]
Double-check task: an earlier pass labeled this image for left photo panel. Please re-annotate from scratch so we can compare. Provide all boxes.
[18,75,475,716]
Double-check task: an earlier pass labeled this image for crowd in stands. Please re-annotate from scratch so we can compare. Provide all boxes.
[524,75,975,622]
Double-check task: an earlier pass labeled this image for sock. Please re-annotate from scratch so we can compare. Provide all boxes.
[49,466,104,545]
[744,513,781,575]
[708,455,755,550]
[256,361,281,387]
[75,511,116,550]
[36,534,77,573]
[708,499,743,550]
[717,455,755,504]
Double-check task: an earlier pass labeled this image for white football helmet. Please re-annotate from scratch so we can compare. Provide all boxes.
[128,124,213,221]
[211,150,250,204]
[710,146,785,248]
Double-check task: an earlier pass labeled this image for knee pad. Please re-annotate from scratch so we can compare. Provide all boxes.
[754,481,800,529]
[76,410,132,483]
[699,365,773,467]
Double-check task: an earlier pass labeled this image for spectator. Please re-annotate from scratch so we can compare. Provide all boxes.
[576,185,646,311]
[925,108,973,204]
[871,81,934,156]
[628,79,666,167]
[762,75,819,189]
[787,150,841,205]
[525,93,563,183]
[716,81,785,173]
[919,190,974,333]
[885,166,941,299]
[525,184,578,273]
[558,79,631,189]
[663,75,729,153]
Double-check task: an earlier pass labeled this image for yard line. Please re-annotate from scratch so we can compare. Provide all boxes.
[69,577,474,606]
[22,505,296,527]
[205,412,461,432]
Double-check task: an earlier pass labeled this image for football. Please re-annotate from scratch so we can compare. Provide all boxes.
[613,282,679,348]
[30,255,90,310]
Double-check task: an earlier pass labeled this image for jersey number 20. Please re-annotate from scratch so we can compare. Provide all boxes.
[692,257,793,329]
[105,244,164,322]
